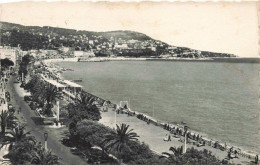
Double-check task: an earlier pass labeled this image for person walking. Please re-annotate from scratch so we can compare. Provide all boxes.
[168,134,171,141]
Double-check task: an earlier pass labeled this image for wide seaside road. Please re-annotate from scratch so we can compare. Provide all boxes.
[6,76,87,165]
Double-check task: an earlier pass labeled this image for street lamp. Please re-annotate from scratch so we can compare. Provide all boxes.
[44,131,48,151]
[183,126,188,154]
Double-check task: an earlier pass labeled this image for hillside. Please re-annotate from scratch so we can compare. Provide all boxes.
[0,22,151,42]
[0,21,236,58]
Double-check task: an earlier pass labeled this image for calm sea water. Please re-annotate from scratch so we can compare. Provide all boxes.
[56,61,260,153]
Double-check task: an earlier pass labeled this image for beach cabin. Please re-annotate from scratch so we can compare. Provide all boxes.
[43,78,66,92]
[62,80,82,100]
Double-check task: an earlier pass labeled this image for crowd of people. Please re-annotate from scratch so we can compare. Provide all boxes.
[111,104,259,164]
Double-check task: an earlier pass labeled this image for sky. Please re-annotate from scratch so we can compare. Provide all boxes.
[0,1,259,57]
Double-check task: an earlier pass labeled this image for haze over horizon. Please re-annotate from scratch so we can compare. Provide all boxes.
[0,1,258,57]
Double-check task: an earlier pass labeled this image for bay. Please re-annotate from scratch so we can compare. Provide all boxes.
[56,60,260,154]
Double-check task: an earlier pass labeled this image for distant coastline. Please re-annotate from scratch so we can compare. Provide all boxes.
[45,57,260,64]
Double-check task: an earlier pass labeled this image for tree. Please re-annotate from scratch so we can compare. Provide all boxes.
[119,140,161,164]
[161,147,223,165]
[41,86,62,116]
[0,111,9,135]
[24,76,46,107]
[160,146,183,164]
[0,111,17,135]
[67,92,101,130]
[18,54,34,78]
[68,103,101,122]
[1,125,36,151]
[33,81,47,107]
[1,58,14,70]
[4,139,37,164]
[75,92,96,106]
[102,123,139,153]
[31,148,59,165]
[68,120,159,164]
[73,120,113,148]
[18,62,28,77]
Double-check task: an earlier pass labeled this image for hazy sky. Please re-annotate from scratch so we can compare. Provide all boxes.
[0,2,259,57]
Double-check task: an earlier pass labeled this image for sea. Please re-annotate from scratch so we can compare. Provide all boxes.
[55,60,260,154]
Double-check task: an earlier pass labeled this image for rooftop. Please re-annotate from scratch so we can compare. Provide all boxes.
[63,80,82,88]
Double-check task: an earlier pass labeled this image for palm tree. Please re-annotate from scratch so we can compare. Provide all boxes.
[0,111,17,135]
[33,80,45,97]
[0,111,9,135]
[31,148,59,165]
[42,86,62,116]
[160,146,183,164]
[34,82,47,107]
[76,92,95,106]
[67,92,101,123]
[67,102,101,125]
[4,139,37,164]
[1,125,36,151]
[102,123,139,153]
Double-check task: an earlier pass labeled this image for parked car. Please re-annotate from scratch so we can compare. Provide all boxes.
[8,104,13,110]
[20,83,25,88]
[24,95,33,102]
[43,120,54,125]
[29,102,37,110]
[5,91,10,97]
[8,104,15,113]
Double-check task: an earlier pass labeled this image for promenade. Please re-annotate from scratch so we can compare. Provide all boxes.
[4,76,87,165]
[0,77,10,164]
[99,108,254,165]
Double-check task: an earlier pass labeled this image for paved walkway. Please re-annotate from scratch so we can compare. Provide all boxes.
[6,76,87,165]
[100,109,254,165]
[0,77,10,164]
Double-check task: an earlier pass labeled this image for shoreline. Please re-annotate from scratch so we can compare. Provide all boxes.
[43,56,260,64]
[43,58,259,161]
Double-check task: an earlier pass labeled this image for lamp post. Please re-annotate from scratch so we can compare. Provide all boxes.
[115,107,117,129]
[44,131,48,151]
[183,126,188,154]
[22,72,24,82]
[56,101,59,122]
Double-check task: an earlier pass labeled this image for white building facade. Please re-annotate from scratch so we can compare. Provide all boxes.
[0,46,20,65]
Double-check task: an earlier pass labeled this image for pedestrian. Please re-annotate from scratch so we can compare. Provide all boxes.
[168,134,171,141]
[255,154,259,165]
[39,142,42,149]
[234,150,238,158]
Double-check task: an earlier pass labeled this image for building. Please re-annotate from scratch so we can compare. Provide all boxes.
[74,51,95,58]
[0,46,21,65]
[59,46,74,57]
[89,40,94,45]
[150,47,157,51]
[114,44,128,49]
